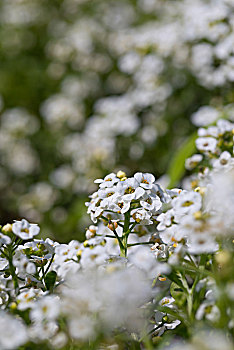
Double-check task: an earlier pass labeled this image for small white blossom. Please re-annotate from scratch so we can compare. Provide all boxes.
[12,219,40,240]
[196,137,218,153]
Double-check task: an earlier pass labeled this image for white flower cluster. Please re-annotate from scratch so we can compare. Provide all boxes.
[0,1,233,347]
[0,216,169,348]
[0,146,233,348]
[86,171,165,225]
[185,107,234,177]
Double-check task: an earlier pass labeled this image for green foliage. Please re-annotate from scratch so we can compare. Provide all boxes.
[45,270,57,292]
[167,132,197,188]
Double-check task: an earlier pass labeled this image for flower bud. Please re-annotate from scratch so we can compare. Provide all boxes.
[215,251,231,267]
[108,221,118,231]
[193,211,202,219]
[10,302,17,310]
[117,170,126,179]
[194,187,205,195]
[76,250,82,258]
[83,240,90,248]
[2,223,12,234]
[86,225,97,240]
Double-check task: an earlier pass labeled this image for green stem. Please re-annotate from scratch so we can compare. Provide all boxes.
[127,241,155,247]
[112,229,125,254]
[100,215,108,222]
[121,211,131,257]
[8,246,19,294]
[97,234,116,239]
[44,253,55,276]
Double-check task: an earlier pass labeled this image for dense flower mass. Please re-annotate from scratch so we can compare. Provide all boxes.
[0,0,234,349]
[0,117,233,348]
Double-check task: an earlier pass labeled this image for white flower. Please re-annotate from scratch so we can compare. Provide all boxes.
[86,191,105,223]
[80,245,109,268]
[172,191,202,216]
[131,208,153,225]
[159,296,175,307]
[109,194,131,214]
[213,151,232,168]
[159,225,184,245]
[12,219,40,240]
[204,167,234,235]
[196,302,220,322]
[157,209,176,231]
[0,311,28,349]
[185,154,203,170]
[129,246,157,271]
[30,295,60,323]
[140,192,162,213]
[187,234,218,255]
[50,332,68,349]
[191,106,219,126]
[134,172,155,189]
[217,119,234,134]
[17,288,43,311]
[29,321,58,341]
[153,184,171,203]
[56,260,80,279]
[68,316,96,341]
[129,246,169,279]
[116,178,145,200]
[54,243,78,264]
[94,173,120,188]
[97,187,117,200]
[166,188,183,200]
[196,137,218,153]
[13,251,36,277]
[0,233,11,246]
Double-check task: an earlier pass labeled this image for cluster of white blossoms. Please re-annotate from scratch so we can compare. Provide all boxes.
[0,144,233,348]
[185,106,234,178]
[0,215,169,348]
[0,0,233,348]
[86,172,164,225]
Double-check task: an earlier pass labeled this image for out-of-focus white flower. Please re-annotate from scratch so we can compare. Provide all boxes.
[30,295,60,323]
[204,167,234,235]
[172,191,202,216]
[213,151,232,169]
[196,137,218,153]
[17,288,44,311]
[12,219,40,240]
[68,316,96,341]
[185,154,203,170]
[191,106,219,126]
[196,302,220,322]
[0,311,28,349]
[0,233,11,246]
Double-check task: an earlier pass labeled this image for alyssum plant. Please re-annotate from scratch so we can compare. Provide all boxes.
[0,118,233,350]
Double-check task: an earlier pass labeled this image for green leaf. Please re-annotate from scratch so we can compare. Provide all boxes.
[44,271,57,291]
[167,271,187,292]
[170,282,186,307]
[157,306,184,322]
[167,132,197,188]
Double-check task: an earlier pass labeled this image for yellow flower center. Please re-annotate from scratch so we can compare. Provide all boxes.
[125,187,135,194]
[21,228,29,233]
[107,192,114,197]
[142,178,149,184]
[182,200,194,207]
